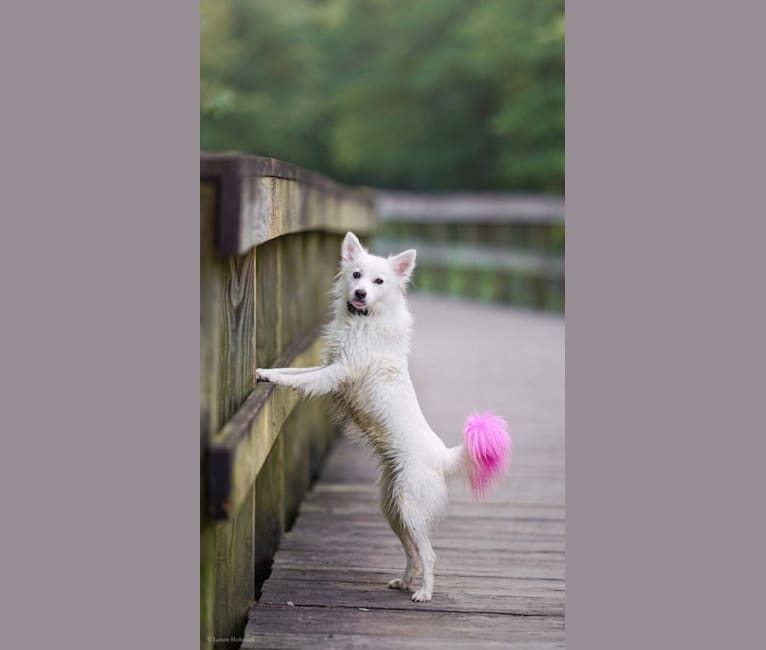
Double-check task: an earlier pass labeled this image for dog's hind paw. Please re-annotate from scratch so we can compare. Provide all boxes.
[411,589,432,602]
[387,578,410,590]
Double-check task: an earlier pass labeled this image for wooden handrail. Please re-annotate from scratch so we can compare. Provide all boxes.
[202,152,376,254]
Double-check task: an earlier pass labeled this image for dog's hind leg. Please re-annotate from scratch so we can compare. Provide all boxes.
[398,481,444,602]
[379,476,420,591]
[386,521,420,591]
[409,527,436,602]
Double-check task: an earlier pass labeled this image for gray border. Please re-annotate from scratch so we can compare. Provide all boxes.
[567,1,765,648]
[1,2,764,649]
[0,2,199,649]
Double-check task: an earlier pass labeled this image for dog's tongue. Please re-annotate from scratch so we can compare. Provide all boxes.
[352,300,366,308]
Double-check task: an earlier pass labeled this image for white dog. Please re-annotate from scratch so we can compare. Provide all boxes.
[256,232,510,602]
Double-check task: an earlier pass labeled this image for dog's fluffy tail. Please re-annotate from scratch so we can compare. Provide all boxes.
[444,412,512,499]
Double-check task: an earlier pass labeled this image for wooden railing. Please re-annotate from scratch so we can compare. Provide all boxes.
[374,191,565,312]
[200,153,376,648]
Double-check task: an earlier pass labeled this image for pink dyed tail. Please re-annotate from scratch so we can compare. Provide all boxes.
[464,412,512,499]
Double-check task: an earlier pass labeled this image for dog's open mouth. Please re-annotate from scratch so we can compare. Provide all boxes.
[347,301,369,316]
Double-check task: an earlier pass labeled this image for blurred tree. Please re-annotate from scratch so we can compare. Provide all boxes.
[201,0,564,192]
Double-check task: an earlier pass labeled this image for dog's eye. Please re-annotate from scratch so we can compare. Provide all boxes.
[352,271,361,279]
[374,278,384,285]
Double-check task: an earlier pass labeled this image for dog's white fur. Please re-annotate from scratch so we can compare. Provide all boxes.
[256,232,470,602]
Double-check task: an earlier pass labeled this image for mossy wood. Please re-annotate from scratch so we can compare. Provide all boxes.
[200,153,377,648]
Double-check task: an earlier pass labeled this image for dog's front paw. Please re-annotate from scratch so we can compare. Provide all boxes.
[387,578,411,591]
[411,589,432,602]
[256,369,271,383]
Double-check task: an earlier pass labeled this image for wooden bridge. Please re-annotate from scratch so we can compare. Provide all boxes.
[201,154,564,649]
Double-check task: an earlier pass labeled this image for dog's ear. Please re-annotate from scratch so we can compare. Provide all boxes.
[341,232,365,263]
[389,249,417,281]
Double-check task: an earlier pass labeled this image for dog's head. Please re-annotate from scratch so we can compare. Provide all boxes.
[339,232,416,315]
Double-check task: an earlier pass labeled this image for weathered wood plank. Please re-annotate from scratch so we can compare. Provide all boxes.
[305,481,565,505]
[281,513,565,539]
[270,548,565,576]
[277,237,298,355]
[200,181,223,451]
[259,579,564,617]
[201,153,377,255]
[269,560,564,582]
[255,436,284,596]
[297,498,564,521]
[241,176,377,254]
[281,401,316,531]
[280,535,565,554]
[243,606,564,646]
[268,567,564,592]
[242,632,565,650]
[213,486,256,644]
[209,247,258,642]
[255,238,280,368]
[219,252,257,421]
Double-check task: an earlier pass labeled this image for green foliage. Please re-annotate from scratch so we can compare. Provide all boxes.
[201,0,564,192]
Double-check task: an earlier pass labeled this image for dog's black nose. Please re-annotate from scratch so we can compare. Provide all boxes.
[355,289,367,300]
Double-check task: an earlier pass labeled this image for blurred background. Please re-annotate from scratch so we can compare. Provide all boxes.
[201,0,564,312]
